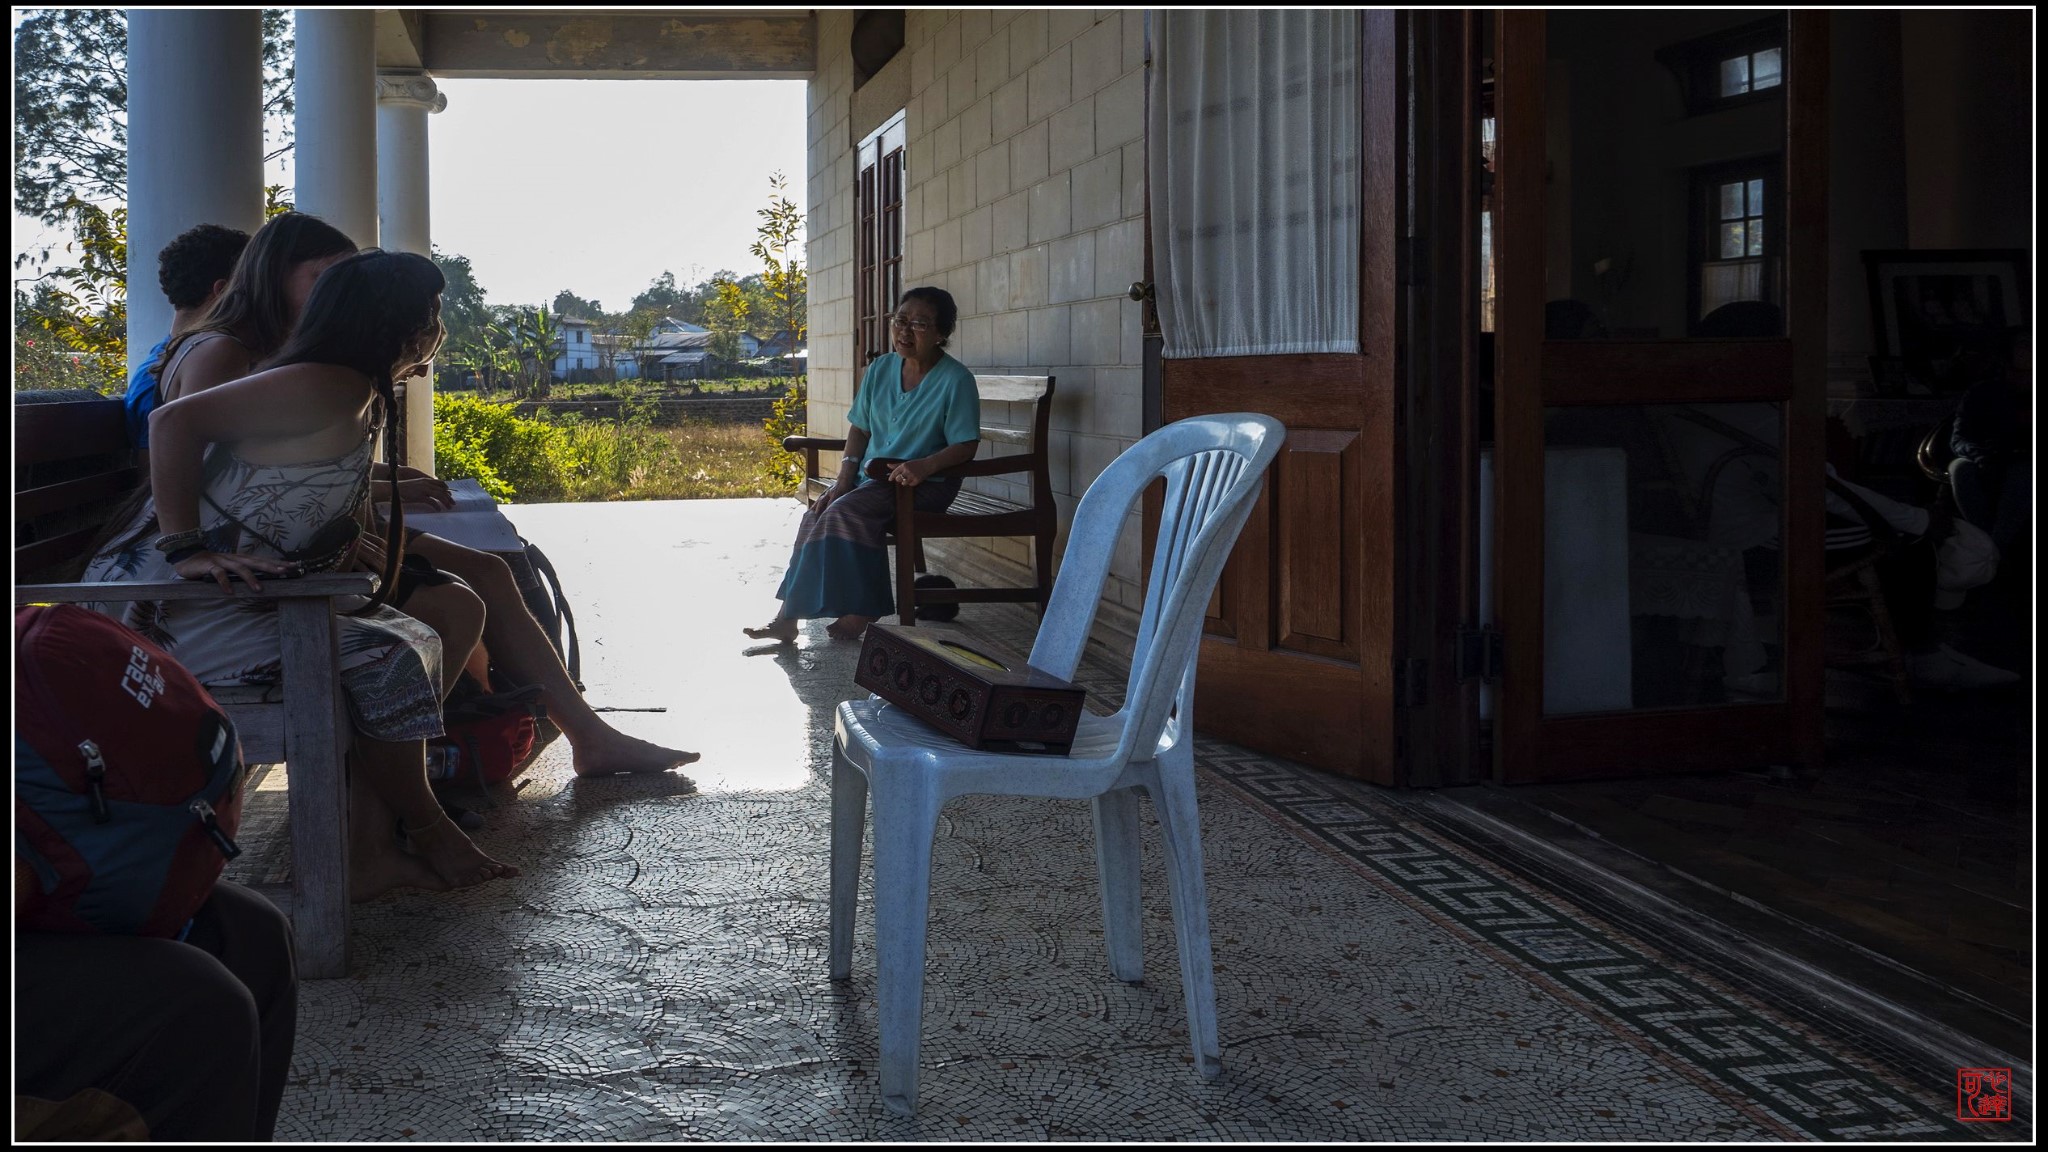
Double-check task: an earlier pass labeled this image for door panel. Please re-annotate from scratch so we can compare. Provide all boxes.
[1147,13,1400,782]
[1492,10,1826,782]
[1276,429,1362,660]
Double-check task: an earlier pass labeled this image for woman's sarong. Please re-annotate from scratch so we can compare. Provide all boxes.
[776,479,959,620]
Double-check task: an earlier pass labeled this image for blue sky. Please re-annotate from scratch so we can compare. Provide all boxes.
[12,67,808,315]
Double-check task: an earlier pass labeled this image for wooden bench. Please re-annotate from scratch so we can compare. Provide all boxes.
[784,374,1057,623]
[14,395,365,978]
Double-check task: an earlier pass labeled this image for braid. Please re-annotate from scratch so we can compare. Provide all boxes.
[347,371,408,617]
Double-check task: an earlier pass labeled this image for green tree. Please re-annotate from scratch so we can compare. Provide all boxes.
[12,8,297,227]
[552,289,602,319]
[430,249,492,366]
[594,308,659,382]
[750,170,808,370]
[14,198,130,394]
[704,277,752,364]
[512,306,562,399]
[629,270,686,317]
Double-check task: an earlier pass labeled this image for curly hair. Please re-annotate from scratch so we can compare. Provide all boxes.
[156,224,251,310]
[154,211,358,380]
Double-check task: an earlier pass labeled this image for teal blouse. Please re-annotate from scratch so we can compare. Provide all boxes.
[847,353,980,482]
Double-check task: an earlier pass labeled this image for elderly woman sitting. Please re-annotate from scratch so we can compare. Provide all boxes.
[747,286,979,642]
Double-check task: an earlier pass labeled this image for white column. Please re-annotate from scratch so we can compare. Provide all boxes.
[125,10,265,380]
[377,72,447,470]
[292,10,378,247]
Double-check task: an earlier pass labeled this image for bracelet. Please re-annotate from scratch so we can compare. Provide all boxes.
[154,529,205,554]
[165,545,206,565]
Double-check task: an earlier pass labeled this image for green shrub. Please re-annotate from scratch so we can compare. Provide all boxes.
[761,374,807,492]
[556,408,670,498]
[432,392,571,502]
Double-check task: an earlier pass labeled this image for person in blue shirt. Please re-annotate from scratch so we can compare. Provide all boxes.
[748,287,980,643]
[122,223,250,452]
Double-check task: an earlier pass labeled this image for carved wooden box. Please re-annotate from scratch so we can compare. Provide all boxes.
[854,624,1087,755]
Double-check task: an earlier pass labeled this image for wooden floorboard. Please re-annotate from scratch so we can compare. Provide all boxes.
[1508,657,2032,1021]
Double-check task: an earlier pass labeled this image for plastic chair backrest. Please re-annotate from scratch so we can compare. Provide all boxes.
[1028,413,1285,763]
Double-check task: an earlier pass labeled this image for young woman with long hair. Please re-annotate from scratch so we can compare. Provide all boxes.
[151,215,701,781]
[83,250,519,898]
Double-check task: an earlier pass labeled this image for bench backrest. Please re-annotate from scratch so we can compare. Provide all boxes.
[971,373,1055,445]
[971,375,1055,503]
[14,397,138,580]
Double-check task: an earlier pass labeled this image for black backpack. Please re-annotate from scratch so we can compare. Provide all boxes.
[503,539,581,690]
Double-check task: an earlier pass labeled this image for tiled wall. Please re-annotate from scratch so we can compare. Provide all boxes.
[809,10,1150,652]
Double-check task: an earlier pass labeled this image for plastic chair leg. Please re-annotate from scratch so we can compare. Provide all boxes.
[870,776,942,1116]
[828,744,869,982]
[1151,761,1222,1079]
[1092,787,1146,983]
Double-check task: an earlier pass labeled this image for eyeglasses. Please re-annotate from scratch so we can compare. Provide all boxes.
[889,314,935,333]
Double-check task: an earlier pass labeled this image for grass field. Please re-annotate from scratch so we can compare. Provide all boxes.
[465,377,784,401]
[547,418,799,503]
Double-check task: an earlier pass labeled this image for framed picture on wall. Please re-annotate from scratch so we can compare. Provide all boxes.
[1863,249,2027,390]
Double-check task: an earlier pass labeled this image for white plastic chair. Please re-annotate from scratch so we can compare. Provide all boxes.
[828,413,1286,1116]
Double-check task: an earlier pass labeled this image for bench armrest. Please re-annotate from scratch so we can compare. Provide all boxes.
[782,436,849,483]
[781,436,847,452]
[15,572,379,605]
[931,456,1041,481]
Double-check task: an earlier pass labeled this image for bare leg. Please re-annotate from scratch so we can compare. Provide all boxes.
[391,580,487,698]
[348,764,447,901]
[409,534,699,780]
[352,733,518,888]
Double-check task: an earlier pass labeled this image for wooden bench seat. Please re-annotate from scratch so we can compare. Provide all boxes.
[784,374,1057,623]
[13,395,363,978]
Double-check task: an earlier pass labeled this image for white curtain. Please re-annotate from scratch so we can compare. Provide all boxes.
[1148,9,1362,359]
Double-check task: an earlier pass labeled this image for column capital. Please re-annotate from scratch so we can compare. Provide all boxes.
[375,71,446,113]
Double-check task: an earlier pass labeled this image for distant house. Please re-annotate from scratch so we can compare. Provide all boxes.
[636,329,722,380]
[753,330,803,360]
[550,315,602,378]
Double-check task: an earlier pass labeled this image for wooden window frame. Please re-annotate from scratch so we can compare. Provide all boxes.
[1687,155,1784,334]
[1655,16,1786,117]
[855,111,908,370]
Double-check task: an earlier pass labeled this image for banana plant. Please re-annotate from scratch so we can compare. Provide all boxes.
[516,306,562,399]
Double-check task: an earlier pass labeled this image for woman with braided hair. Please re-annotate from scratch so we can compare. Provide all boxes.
[82,249,519,898]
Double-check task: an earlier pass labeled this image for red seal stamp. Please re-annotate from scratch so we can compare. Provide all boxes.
[1956,1067,2012,1122]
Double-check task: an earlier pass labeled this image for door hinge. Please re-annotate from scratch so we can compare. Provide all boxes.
[1455,626,1504,682]
[1395,657,1430,708]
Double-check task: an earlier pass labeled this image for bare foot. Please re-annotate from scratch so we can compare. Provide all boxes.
[351,842,450,902]
[826,614,873,642]
[743,617,799,642]
[572,729,701,788]
[404,813,520,888]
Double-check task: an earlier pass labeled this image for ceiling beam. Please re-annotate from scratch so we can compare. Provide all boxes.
[417,11,816,79]
[374,9,427,70]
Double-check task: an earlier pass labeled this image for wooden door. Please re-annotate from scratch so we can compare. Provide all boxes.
[1150,12,1402,781]
[1490,10,1827,782]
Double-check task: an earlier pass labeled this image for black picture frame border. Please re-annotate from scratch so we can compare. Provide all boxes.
[1861,248,2028,364]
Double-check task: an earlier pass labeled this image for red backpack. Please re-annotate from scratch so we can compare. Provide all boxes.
[15,604,246,937]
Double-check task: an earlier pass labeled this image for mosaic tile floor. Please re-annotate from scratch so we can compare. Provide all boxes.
[243,500,2023,1141]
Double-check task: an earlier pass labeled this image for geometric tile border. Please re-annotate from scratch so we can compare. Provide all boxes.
[1192,734,2026,1142]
